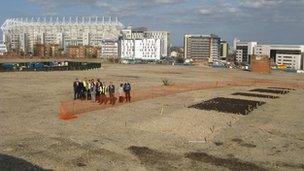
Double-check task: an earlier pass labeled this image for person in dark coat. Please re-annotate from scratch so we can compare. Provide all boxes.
[95,79,101,102]
[107,82,116,105]
[123,82,131,102]
[73,78,80,100]
[78,81,85,100]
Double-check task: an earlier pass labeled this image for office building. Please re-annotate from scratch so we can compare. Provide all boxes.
[120,39,161,61]
[1,17,124,55]
[184,34,221,62]
[220,41,229,59]
[255,44,304,70]
[235,41,257,64]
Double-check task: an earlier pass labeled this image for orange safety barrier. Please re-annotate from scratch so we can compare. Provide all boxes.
[58,105,78,120]
[58,79,304,120]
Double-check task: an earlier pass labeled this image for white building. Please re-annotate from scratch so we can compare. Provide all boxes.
[131,27,147,40]
[1,17,124,54]
[235,41,257,64]
[100,40,119,59]
[255,44,304,70]
[0,42,7,55]
[121,27,170,58]
[144,31,170,57]
[120,39,161,61]
[233,37,240,51]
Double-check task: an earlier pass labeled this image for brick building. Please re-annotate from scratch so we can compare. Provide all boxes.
[251,55,271,73]
[34,44,61,58]
[68,45,100,58]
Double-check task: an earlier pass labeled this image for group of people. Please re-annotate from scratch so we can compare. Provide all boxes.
[73,78,132,105]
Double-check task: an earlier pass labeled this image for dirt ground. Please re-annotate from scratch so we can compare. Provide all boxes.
[0,63,304,171]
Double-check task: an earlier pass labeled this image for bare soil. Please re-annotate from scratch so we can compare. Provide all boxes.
[0,63,304,170]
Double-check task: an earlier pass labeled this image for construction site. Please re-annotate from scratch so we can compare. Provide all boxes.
[0,60,304,170]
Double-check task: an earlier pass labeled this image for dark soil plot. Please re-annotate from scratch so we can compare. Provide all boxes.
[185,152,267,171]
[189,97,265,115]
[250,88,289,94]
[232,92,279,99]
[0,153,50,171]
[268,87,295,91]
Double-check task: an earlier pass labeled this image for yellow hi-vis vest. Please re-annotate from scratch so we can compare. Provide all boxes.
[82,81,87,89]
[100,86,106,94]
[87,83,91,91]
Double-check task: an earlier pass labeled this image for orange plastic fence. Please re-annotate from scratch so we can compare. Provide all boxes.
[58,79,304,120]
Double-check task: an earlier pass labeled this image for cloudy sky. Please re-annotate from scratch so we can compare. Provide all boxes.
[0,0,304,46]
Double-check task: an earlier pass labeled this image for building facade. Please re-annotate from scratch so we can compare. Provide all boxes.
[120,39,161,61]
[121,27,170,58]
[34,44,61,58]
[1,17,123,55]
[184,34,221,62]
[0,42,7,55]
[100,40,119,59]
[131,27,148,39]
[255,44,304,70]
[121,27,132,39]
[68,45,100,58]
[233,37,240,51]
[235,41,257,64]
[220,41,229,60]
[144,31,170,57]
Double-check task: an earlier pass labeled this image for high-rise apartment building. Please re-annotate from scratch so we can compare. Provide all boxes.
[184,34,221,62]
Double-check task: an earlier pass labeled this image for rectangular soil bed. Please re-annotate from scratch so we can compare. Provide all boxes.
[268,87,295,91]
[249,88,289,94]
[232,92,279,99]
[189,97,266,115]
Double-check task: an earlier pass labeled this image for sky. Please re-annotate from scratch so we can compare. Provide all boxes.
[0,0,304,46]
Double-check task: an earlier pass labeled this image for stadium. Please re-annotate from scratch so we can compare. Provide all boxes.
[1,17,124,56]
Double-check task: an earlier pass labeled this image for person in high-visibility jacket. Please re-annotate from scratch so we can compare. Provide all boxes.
[86,80,91,100]
[99,83,107,104]
[82,78,88,100]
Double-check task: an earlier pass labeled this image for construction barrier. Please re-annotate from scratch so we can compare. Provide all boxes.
[58,79,304,120]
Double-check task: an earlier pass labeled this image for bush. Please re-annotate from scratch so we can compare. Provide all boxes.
[162,79,171,86]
